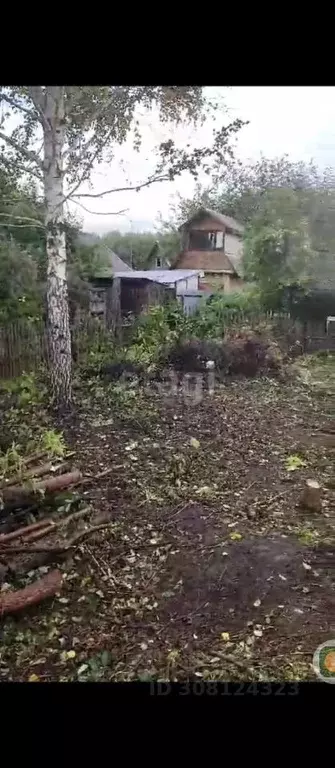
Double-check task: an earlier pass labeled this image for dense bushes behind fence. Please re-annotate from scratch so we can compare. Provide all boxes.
[0,318,115,379]
[0,309,332,380]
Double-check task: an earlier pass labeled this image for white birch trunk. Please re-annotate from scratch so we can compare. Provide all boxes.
[43,87,72,406]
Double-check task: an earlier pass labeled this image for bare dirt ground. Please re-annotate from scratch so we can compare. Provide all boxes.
[0,356,334,682]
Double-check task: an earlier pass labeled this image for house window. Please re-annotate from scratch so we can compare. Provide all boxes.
[188,230,224,251]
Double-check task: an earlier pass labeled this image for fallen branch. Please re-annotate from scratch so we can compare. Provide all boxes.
[23,525,56,542]
[2,470,82,505]
[55,505,92,528]
[251,489,291,510]
[0,519,51,543]
[0,521,113,555]
[0,462,52,491]
[21,451,48,467]
[0,569,62,617]
[24,505,93,542]
[0,505,93,547]
[71,467,113,490]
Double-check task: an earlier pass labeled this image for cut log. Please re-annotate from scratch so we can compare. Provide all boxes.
[0,569,62,617]
[0,519,51,543]
[0,462,52,490]
[0,521,114,555]
[300,479,322,512]
[2,470,82,506]
[0,506,92,548]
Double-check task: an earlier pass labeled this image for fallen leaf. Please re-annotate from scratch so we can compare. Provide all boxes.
[230,532,242,541]
[61,650,76,661]
[285,455,307,472]
[77,664,88,676]
[221,632,230,641]
[302,562,311,571]
[190,437,200,450]
[28,673,40,682]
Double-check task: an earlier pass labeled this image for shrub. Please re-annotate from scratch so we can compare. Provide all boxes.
[129,303,188,365]
[165,332,282,379]
[190,290,263,339]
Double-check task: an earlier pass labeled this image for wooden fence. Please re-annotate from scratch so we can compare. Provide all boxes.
[0,312,334,381]
[0,318,116,379]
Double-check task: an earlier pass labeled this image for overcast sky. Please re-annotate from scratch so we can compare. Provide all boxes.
[68,86,335,235]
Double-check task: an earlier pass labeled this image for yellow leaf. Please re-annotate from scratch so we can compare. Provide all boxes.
[60,649,76,662]
[230,532,242,541]
[28,673,40,682]
[221,632,230,642]
[190,437,200,450]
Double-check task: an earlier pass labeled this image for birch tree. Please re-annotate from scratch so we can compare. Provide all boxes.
[0,86,243,406]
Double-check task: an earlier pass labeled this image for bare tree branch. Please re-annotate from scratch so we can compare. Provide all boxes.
[0,222,44,230]
[0,212,44,228]
[0,129,43,170]
[71,174,170,200]
[69,198,129,216]
[61,144,104,206]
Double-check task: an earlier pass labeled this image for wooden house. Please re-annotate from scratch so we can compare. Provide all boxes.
[174,207,245,292]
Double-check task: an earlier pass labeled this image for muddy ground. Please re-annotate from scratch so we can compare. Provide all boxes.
[0,356,334,681]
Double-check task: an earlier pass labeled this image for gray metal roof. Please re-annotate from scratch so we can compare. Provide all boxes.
[114,269,201,284]
[179,207,244,235]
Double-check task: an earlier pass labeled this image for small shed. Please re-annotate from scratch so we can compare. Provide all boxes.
[114,269,202,295]
[89,269,203,326]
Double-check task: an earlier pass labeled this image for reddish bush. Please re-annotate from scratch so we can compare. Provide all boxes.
[165,333,282,379]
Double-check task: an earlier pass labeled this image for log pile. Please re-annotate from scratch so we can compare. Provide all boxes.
[0,453,112,616]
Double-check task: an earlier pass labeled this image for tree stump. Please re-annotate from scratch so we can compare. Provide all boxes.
[300,479,322,512]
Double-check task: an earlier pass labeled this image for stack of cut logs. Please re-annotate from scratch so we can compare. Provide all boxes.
[0,453,111,618]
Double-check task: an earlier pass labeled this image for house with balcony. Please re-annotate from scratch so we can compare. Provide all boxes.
[173,207,245,292]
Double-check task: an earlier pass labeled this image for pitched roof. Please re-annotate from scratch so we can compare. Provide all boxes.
[179,207,244,235]
[174,250,236,273]
[114,269,201,284]
[92,245,133,276]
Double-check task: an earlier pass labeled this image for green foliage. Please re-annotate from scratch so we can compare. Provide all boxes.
[0,238,42,323]
[285,454,307,471]
[189,290,262,339]
[75,321,116,368]
[121,292,265,368]
[129,303,188,364]
[77,651,113,681]
[38,429,66,458]
[0,372,45,407]
[0,442,23,478]
[0,429,66,482]
[166,155,335,312]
